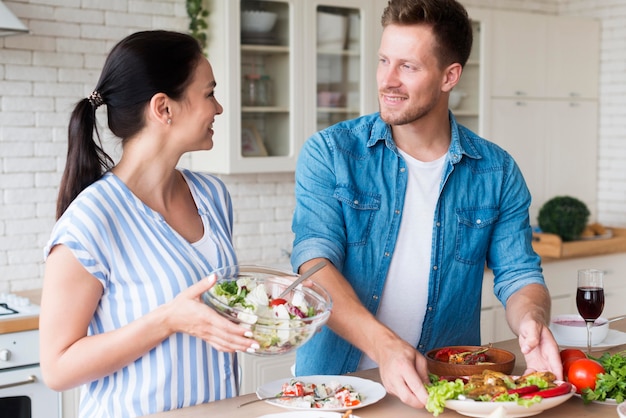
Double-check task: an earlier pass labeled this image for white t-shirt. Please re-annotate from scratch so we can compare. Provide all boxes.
[358,150,446,370]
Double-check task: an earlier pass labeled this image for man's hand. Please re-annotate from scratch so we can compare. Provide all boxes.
[374,337,430,408]
[518,319,563,380]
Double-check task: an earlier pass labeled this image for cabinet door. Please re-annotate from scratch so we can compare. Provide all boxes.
[188,0,301,174]
[489,98,547,223]
[238,351,296,395]
[454,8,490,136]
[303,0,380,138]
[544,100,598,217]
[491,11,547,98]
[545,16,600,100]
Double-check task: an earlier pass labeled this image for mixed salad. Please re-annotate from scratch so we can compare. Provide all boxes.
[426,370,572,416]
[209,276,319,352]
[275,378,363,409]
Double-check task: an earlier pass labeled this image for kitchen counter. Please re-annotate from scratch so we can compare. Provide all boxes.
[0,288,41,334]
[144,318,626,418]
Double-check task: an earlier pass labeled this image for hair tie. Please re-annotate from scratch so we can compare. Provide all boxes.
[88,90,104,108]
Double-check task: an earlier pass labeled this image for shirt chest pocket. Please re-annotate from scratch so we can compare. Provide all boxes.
[455,207,499,264]
[334,186,380,246]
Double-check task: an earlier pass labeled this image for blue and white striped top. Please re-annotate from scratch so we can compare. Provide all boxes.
[44,169,239,418]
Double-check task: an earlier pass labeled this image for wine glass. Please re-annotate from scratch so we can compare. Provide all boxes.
[576,269,605,354]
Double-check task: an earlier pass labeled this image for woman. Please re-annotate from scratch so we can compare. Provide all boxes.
[39,30,258,418]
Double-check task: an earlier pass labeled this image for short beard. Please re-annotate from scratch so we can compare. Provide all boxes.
[379,97,435,126]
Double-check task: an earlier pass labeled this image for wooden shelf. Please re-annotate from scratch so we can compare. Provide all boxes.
[532,227,626,259]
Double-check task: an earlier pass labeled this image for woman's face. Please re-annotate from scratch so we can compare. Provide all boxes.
[175,58,223,151]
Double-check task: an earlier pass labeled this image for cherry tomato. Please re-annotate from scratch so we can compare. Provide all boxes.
[269,298,287,306]
[567,358,605,393]
[560,348,587,364]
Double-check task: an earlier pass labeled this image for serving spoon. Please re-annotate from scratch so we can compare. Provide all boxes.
[608,315,626,324]
[277,260,327,299]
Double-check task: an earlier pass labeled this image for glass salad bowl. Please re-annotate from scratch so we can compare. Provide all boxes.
[201,265,332,356]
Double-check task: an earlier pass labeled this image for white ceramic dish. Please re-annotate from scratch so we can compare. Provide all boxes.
[554,329,626,349]
[573,392,618,405]
[241,10,277,33]
[256,413,360,418]
[445,383,575,417]
[550,314,609,346]
[256,375,386,412]
[617,401,626,418]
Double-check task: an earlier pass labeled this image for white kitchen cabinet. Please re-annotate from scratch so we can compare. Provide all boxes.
[491,11,547,99]
[490,98,599,223]
[238,351,296,395]
[545,16,600,100]
[187,0,382,174]
[453,8,490,136]
[491,11,599,100]
[486,9,600,224]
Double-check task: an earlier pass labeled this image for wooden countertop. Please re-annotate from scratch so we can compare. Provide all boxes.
[144,318,626,418]
[0,288,41,334]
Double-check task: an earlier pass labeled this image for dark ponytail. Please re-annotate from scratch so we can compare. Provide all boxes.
[56,99,114,219]
[55,30,203,219]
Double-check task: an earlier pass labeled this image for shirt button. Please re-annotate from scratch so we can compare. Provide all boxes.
[373,295,379,300]
[433,265,438,270]
[436,222,441,227]
[384,252,390,257]
[354,200,359,205]
[427,306,433,311]
[476,219,482,225]
[400,167,406,173]
[395,209,400,215]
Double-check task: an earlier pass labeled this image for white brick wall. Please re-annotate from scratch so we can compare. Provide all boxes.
[0,0,624,292]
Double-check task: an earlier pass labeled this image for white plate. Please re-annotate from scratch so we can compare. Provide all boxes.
[573,392,618,405]
[256,413,361,418]
[445,385,575,417]
[554,329,626,349]
[256,375,386,411]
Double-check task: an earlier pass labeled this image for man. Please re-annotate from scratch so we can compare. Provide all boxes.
[290,0,563,409]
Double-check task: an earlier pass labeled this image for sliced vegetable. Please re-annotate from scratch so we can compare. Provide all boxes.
[269,298,287,306]
[521,382,573,399]
[507,385,539,395]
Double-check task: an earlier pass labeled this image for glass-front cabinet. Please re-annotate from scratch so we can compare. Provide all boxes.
[312,4,362,132]
[187,0,382,174]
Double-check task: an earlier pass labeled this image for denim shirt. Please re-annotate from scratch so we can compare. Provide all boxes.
[290,112,545,376]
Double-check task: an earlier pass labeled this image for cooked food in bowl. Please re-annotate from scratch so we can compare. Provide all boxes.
[550,314,609,346]
[202,265,332,355]
[426,345,515,377]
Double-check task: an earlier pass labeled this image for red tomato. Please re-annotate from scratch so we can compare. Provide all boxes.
[269,298,287,306]
[567,358,605,393]
[563,357,580,376]
[560,348,586,364]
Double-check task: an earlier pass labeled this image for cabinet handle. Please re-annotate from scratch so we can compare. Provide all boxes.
[514,91,527,96]
[515,101,527,106]
[0,374,37,390]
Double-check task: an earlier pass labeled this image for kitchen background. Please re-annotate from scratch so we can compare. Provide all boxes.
[0,0,624,293]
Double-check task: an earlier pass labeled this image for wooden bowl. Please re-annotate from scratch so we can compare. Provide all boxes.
[425,345,515,377]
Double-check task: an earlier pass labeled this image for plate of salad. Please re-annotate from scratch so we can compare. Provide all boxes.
[426,370,575,417]
[256,375,386,411]
[578,350,626,405]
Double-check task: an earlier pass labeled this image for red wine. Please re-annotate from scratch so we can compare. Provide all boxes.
[576,287,605,320]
